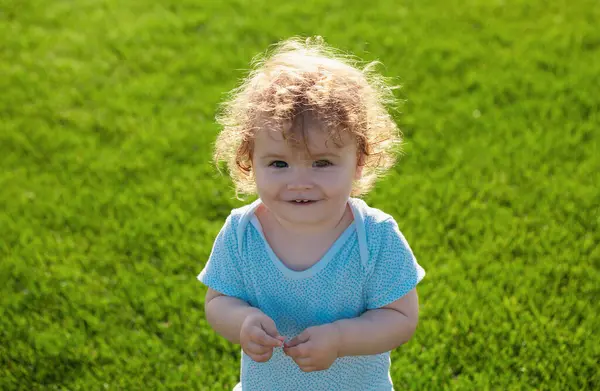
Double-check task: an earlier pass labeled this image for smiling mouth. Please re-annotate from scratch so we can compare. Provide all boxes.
[287,199,318,204]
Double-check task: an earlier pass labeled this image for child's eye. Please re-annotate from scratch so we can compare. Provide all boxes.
[313,160,333,168]
[269,160,288,168]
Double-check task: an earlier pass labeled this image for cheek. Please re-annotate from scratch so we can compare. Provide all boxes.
[253,168,279,193]
[253,169,268,189]
[318,170,355,191]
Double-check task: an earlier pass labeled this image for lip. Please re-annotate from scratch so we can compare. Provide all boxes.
[285,199,319,204]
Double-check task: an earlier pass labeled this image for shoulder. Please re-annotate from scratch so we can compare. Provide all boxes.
[350,197,397,236]
[218,200,262,257]
[211,201,257,248]
[221,200,259,229]
[227,203,251,223]
[350,198,413,269]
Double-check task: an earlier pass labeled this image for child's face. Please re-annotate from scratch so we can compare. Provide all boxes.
[252,119,362,229]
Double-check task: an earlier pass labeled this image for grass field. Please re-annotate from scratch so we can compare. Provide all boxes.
[1,0,599,389]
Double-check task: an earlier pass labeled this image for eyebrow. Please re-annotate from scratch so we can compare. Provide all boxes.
[259,152,340,160]
[309,153,340,160]
[259,153,287,160]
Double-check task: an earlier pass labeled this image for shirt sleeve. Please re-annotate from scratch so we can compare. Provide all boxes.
[365,217,425,309]
[197,215,249,302]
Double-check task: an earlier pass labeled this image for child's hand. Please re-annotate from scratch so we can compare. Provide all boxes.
[283,323,341,372]
[240,312,286,363]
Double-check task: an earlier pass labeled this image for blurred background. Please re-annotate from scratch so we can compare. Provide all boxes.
[1,0,598,389]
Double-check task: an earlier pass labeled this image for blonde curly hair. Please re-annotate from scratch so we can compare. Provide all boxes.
[213,36,403,198]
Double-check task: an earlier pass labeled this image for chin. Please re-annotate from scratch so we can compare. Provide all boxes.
[276,200,324,217]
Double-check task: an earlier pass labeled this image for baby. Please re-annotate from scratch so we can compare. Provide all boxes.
[199,36,426,390]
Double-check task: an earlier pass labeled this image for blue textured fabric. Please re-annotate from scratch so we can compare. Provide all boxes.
[198,197,426,391]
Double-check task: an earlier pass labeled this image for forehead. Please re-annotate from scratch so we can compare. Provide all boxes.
[253,128,355,156]
[254,111,355,154]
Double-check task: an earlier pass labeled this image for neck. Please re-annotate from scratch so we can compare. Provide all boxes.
[268,202,351,236]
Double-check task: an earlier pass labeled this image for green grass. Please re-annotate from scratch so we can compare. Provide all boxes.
[1,0,599,389]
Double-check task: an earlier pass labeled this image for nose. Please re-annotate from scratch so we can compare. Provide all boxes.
[286,167,313,190]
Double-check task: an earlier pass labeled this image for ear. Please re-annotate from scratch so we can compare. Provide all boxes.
[354,163,364,180]
[354,153,365,180]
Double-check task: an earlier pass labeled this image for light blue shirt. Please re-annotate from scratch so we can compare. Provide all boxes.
[198,197,426,391]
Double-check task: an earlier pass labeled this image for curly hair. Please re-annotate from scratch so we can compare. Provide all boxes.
[213,36,403,198]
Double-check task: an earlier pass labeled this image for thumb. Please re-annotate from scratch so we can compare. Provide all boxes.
[260,316,284,340]
[284,329,310,348]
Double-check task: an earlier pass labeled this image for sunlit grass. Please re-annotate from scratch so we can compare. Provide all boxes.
[1,0,598,389]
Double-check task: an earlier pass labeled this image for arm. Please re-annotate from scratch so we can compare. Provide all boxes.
[334,288,419,357]
[283,289,420,372]
[205,287,286,363]
[204,287,263,344]
[284,218,425,372]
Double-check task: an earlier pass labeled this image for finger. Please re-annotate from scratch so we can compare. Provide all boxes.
[246,341,271,355]
[250,350,273,363]
[284,343,310,359]
[252,327,283,347]
[260,317,284,340]
[292,357,312,367]
[284,330,310,348]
